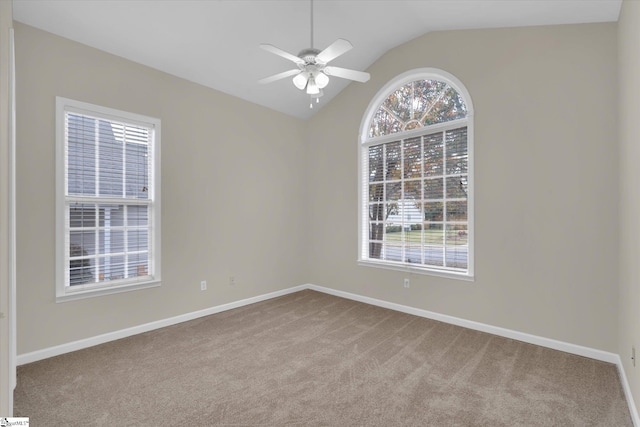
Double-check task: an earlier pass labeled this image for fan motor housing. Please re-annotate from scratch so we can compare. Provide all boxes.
[298,47,322,64]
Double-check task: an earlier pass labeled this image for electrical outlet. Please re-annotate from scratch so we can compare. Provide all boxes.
[404,278,410,288]
[229,276,235,286]
[200,280,207,291]
[633,346,636,367]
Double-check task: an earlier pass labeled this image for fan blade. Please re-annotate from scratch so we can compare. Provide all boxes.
[258,69,301,84]
[260,44,304,65]
[316,39,352,63]
[324,66,370,83]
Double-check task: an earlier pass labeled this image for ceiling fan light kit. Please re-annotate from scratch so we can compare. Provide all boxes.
[259,0,370,108]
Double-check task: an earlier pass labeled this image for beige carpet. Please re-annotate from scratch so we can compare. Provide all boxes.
[14,290,632,426]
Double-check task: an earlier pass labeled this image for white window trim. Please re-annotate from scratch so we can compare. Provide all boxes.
[358,68,474,281]
[55,97,162,302]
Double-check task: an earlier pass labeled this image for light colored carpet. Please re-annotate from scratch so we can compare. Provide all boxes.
[14,289,632,426]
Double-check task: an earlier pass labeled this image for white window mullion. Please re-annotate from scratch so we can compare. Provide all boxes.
[124,203,129,279]
[420,135,425,266]
[121,126,128,280]
[442,130,448,268]
[362,149,368,260]
[94,119,101,283]
[400,137,405,263]
[144,130,153,277]
[122,126,127,202]
[103,206,110,281]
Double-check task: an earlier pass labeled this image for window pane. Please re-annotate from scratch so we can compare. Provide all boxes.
[424,224,444,245]
[385,182,401,202]
[402,200,421,225]
[424,246,444,266]
[70,257,95,286]
[405,227,422,243]
[70,231,96,257]
[446,224,468,269]
[369,223,384,259]
[70,204,96,228]
[424,202,443,222]
[369,203,385,221]
[368,80,468,138]
[404,121,421,131]
[446,224,468,245]
[98,120,124,197]
[424,178,443,200]
[99,204,125,227]
[446,176,468,199]
[382,230,402,261]
[424,133,443,177]
[420,81,468,126]
[368,108,403,138]
[383,84,413,122]
[447,201,467,221]
[369,145,383,182]
[403,137,422,179]
[446,127,468,175]
[126,141,149,199]
[128,229,148,252]
[67,114,97,196]
[405,244,422,263]
[385,142,402,180]
[99,256,125,282]
[128,205,148,226]
[98,230,125,254]
[403,180,421,201]
[128,253,149,277]
[369,184,384,202]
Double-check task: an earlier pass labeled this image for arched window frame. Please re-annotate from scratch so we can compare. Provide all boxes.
[358,68,474,280]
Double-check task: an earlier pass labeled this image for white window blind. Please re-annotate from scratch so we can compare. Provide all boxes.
[366,125,468,272]
[56,98,161,301]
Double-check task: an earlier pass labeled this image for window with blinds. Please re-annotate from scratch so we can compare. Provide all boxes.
[56,97,161,301]
[359,72,474,279]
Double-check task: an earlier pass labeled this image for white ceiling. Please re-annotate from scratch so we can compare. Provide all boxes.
[12,0,621,120]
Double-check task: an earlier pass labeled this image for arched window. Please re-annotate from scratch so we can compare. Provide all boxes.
[359,69,474,279]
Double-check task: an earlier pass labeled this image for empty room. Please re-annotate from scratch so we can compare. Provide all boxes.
[1,0,640,425]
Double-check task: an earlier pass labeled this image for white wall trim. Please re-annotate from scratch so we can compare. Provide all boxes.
[615,354,640,426]
[16,282,639,426]
[307,284,618,363]
[17,285,306,365]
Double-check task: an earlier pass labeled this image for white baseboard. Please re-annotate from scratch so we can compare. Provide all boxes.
[17,285,306,366]
[615,354,640,427]
[306,283,639,426]
[16,282,639,426]
[306,284,618,363]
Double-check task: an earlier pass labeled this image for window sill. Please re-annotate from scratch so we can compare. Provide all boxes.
[357,259,474,282]
[56,279,161,303]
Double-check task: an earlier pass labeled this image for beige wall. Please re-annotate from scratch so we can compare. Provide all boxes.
[618,0,640,417]
[307,23,619,352]
[14,22,308,354]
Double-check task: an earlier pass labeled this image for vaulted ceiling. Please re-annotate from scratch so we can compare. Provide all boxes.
[12,0,621,119]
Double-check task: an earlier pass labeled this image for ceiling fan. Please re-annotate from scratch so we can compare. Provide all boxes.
[258,0,371,108]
